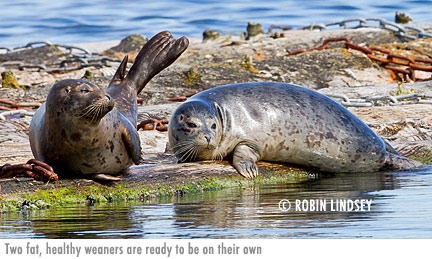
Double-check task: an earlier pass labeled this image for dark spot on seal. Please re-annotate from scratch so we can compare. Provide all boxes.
[326,131,335,139]
[115,156,121,164]
[108,141,114,153]
[61,129,66,138]
[71,133,82,141]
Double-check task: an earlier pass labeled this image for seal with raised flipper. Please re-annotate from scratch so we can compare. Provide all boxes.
[168,82,423,178]
[30,31,189,180]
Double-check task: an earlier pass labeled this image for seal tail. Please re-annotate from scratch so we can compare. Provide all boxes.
[124,31,189,94]
[384,153,423,171]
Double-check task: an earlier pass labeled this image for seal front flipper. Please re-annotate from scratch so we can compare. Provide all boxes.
[232,141,261,178]
[119,113,142,164]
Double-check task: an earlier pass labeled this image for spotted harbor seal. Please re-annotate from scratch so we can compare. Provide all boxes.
[168,82,423,178]
[30,31,189,180]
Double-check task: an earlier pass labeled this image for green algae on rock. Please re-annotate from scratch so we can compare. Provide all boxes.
[246,22,264,39]
[1,71,22,89]
[0,169,311,212]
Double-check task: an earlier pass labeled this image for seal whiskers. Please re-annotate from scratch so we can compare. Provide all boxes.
[77,97,113,124]
[172,140,200,162]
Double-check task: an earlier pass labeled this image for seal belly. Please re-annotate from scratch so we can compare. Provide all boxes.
[41,111,132,176]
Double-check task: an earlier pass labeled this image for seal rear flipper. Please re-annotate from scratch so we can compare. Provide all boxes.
[384,153,423,171]
[124,31,189,94]
[119,113,142,165]
[109,55,128,86]
[232,142,261,178]
[384,140,400,155]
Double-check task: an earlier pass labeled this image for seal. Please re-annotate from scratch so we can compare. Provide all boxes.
[168,82,423,178]
[30,31,189,180]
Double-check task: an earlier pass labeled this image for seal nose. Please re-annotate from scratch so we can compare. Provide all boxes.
[205,136,211,144]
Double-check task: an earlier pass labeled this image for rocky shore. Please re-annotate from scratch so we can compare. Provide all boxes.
[1,21,432,203]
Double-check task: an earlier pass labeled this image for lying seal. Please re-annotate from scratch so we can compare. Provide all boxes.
[168,82,422,178]
[30,31,189,180]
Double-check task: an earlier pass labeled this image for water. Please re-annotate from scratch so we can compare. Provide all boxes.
[1,169,431,238]
[1,0,431,47]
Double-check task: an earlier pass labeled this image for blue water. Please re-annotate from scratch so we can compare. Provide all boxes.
[0,0,431,47]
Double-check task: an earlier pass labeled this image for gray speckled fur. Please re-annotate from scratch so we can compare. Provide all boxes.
[169,82,422,176]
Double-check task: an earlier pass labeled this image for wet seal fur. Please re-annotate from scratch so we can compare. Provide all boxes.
[168,82,423,178]
[30,31,189,181]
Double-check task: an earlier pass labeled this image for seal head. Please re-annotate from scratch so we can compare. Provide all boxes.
[168,100,222,161]
[46,79,114,126]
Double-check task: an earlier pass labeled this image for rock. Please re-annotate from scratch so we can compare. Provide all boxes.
[102,34,148,60]
[203,30,220,42]
[82,70,94,79]
[1,71,21,89]
[109,34,148,53]
[246,22,264,39]
[395,11,412,24]
[0,45,64,64]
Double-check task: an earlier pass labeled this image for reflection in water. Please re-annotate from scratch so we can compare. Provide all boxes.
[1,169,431,238]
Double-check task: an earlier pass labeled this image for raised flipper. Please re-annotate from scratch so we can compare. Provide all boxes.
[384,153,423,170]
[119,113,142,165]
[232,141,261,179]
[124,31,189,94]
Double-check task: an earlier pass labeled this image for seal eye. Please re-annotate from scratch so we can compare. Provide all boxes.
[80,88,89,94]
[65,88,71,94]
[179,115,184,121]
[187,122,197,128]
[211,123,216,129]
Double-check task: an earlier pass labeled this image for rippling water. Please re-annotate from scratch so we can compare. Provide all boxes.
[1,169,431,238]
[0,0,431,46]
